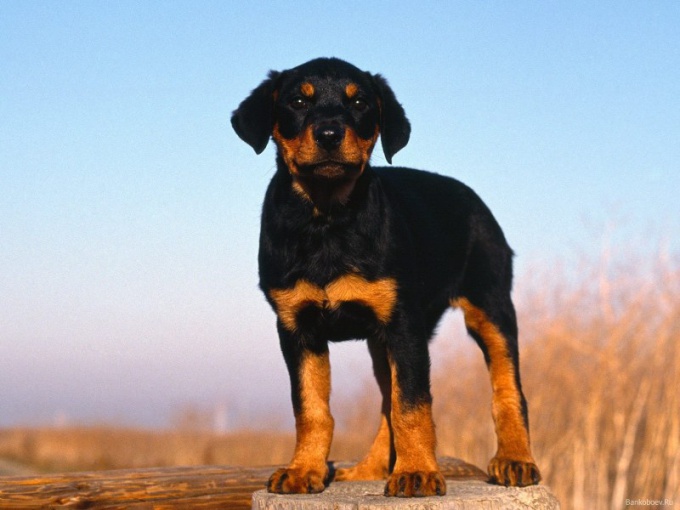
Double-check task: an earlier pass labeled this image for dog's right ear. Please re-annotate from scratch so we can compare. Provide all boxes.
[371,73,410,164]
[231,71,281,154]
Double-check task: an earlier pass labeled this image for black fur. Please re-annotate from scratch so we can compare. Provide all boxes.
[231,57,539,491]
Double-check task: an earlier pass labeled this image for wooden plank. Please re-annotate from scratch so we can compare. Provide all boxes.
[0,457,486,509]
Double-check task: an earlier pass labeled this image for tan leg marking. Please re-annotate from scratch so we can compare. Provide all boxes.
[384,359,446,497]
[335,340,393,482]
[452,297,541,486]
[268,350,333,494]
[335,414,392,481]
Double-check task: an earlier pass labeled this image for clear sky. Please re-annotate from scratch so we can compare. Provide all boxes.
[1,1,678,428]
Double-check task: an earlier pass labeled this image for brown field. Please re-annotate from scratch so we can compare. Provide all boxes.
[343,245,680,508]
[1,246,678,509]
[0,427,370,474]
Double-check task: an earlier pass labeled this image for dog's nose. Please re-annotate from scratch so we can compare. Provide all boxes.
[314,124,345,150]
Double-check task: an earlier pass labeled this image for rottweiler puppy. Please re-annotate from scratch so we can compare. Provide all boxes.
[231,57,541,497]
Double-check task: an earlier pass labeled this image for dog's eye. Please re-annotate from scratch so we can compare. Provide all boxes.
[351,98,368,112]
[290,97,309,110]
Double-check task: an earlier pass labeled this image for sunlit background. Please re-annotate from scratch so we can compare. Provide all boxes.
[1,1,678,433]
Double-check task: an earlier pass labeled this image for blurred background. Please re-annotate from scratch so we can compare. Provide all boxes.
[1,2,678,508]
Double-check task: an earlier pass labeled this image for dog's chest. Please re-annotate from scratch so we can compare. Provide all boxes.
[262,213,396,340]
[268,273,397,340]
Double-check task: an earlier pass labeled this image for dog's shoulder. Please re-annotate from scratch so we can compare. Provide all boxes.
[371,166,490,219]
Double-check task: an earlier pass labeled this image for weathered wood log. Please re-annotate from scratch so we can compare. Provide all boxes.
[0,457,486,509]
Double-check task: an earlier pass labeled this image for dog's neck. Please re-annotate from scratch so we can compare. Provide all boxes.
[277,157,371,216]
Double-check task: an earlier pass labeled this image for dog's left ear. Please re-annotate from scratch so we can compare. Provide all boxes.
[231,71,281,154]
[371,74,411,164]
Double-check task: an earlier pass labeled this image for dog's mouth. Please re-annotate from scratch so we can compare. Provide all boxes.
[297,161,362,179]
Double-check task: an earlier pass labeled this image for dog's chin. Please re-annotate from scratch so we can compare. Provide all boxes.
[299,162,362,180]
[293,162,364,211]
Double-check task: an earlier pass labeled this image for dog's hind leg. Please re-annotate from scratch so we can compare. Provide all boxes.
[452,295,541,487]
[334,338,395,481]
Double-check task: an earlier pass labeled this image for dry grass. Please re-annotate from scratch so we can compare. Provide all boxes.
[1,245,678,510]
[0,427,367,474]
[435,246,680,509]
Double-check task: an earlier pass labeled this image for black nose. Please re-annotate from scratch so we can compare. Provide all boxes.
[314,124,345,150]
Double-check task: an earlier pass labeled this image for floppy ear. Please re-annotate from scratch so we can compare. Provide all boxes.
[231,71,281,154]
[372,74,411,164]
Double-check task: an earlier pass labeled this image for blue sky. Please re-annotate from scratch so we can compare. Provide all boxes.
[1,1,678,428]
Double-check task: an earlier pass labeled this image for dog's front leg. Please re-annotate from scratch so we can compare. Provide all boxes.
[267,325,334,494]
[383,317,447,497]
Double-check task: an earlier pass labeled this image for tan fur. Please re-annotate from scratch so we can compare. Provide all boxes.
[270,276,398,332]
[271,121,379,206]
[290,350,333,470]
[451,298,537,467]
[267,350,333,493]
[300,82,315,97]
[335,414,392,480]
[345,82,359,98]
[389,359,439,473]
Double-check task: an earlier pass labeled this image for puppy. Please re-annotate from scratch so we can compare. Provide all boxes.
[231,57,540,497]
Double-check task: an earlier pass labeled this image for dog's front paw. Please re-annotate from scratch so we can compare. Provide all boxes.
[488,457,541,487]
[267,467,327,494]
[384,470,446,497]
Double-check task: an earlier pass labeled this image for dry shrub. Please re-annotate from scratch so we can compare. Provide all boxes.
[0,428,293,472]
[0,426,368,474]
[1,241,677,510]
[429,244,679,509]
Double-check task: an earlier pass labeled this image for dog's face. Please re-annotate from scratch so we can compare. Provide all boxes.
[271,61,381,181]
[232,58,411,204]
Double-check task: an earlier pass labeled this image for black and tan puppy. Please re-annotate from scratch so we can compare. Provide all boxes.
[231,57,540,497]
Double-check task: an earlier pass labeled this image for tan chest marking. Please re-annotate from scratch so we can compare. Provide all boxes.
[270,275,398,332]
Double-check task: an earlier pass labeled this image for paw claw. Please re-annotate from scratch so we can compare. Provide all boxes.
[267,467,327,494]
[384,470,446,497]
[488,457,541,487]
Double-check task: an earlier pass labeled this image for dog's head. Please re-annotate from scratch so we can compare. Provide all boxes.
[232,58,410,201]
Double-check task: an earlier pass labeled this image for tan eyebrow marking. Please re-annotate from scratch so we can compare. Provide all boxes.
[345,82,359,98]
[300,82,315,97]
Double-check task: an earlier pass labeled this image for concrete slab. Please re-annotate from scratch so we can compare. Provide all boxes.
[252,480,560,509]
